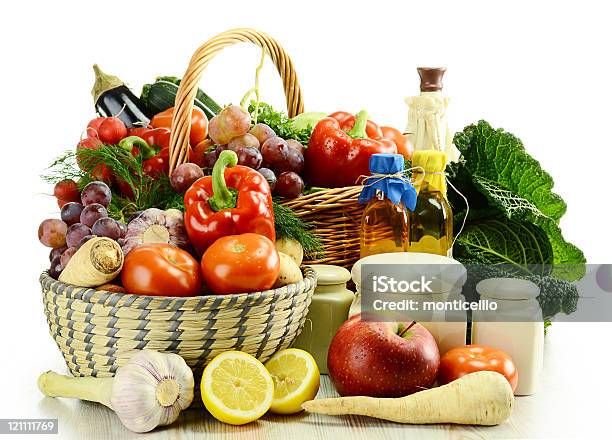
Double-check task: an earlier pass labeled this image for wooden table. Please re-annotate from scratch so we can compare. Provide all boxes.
[30,323,608,439]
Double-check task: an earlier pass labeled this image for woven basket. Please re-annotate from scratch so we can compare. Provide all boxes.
[40,267,316,378]
[168,28,363,269]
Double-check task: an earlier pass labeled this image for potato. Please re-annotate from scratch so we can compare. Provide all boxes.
[275,238,304,266]
[274,252,303,288]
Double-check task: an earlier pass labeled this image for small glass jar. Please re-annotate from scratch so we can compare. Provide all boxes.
[359,153,416,259]
[472,278,544,396]
[292,265,354,374]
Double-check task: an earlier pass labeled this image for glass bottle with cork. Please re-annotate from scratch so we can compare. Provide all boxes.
[359,154,417,258]
[408,150,453,256]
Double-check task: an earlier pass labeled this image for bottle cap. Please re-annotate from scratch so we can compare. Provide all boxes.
[369,153,405,174]
[310,264,351,286]
[417,67,446,92]
[476,278,540,300]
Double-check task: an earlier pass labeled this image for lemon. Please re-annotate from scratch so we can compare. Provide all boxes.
[264,348,320,414]
[201,351,274,425]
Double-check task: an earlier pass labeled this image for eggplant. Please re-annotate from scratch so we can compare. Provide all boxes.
[91,64,150,128]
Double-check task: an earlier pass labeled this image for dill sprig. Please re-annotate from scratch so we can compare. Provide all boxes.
[42,146,321,254]
[272,200,323,256]
[41,146,184,222]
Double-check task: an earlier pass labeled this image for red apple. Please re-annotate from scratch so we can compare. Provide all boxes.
[327,313,440,397]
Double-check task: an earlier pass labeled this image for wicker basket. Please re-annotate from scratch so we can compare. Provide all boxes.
[40,267,316,377]
[168,28,363,269]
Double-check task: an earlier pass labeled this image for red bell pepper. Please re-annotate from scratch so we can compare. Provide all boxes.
[304,110,397,188]
[329,111,383,138]
[184,150,275,255]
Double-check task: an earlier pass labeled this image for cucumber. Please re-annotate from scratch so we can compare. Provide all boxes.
[140,76,222,119]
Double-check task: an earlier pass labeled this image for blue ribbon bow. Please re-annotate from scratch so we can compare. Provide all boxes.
[358,154,417,211]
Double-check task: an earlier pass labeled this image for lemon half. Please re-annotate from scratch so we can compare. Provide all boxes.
[265,348,320,414]
[201,351,274,425]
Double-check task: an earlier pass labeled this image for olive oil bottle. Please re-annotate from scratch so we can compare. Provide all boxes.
[360,154,416,258]
[408,150,453,256]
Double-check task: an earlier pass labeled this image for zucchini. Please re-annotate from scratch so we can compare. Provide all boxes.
[140,76,222,119]
[92,64,150,128]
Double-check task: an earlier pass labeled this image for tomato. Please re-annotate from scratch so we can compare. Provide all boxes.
[122,244,202,297]
[201,233,280,295]
[151,107,208,147]
[438,345,518,392]
[380,126,414,160]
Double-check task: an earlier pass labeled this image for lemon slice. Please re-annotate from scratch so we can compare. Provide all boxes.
[264,348,320,414]
[201,351,274,425]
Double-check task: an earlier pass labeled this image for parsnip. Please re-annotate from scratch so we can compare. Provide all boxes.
[59,237,123,287]
[302,371,514,426]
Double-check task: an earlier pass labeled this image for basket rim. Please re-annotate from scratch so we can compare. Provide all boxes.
[40,266,316,303]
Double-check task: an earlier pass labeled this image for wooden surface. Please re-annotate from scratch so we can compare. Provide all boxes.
[31,323,608,439]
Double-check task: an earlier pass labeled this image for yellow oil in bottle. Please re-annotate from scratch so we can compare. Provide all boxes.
[360,190,409,258]
[408,150,453,257]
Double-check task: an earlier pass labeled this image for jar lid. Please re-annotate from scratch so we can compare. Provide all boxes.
[310,264,351,286]
[476,278,540,300]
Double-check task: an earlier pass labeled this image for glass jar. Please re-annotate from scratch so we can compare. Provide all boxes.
[292,265,354,374]
[359,154,416,258]
[472,278,544,396]
[408,150,453,257]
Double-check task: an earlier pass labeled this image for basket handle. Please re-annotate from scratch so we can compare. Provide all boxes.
[168,28,305,174]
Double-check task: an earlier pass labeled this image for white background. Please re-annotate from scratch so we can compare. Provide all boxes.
[1,0,611,437]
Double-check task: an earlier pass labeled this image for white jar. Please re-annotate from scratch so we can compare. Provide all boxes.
[351,252,468,355]
[473,278,544,396]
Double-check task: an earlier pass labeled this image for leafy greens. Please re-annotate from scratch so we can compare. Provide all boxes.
[449,120,585,281]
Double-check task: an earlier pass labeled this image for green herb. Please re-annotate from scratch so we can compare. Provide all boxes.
[42,147,184,222]
[272,200,323,257]
[249,102,313,144]
[449,120,586,281]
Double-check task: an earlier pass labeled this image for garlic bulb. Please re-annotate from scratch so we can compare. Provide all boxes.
[38,350,194,433]
[122,208,188,255]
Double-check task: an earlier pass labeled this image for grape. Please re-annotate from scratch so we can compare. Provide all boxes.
[49,256,63,279]
[66,223,92,248]
[286,139,305,155]
[49,246,67,262]
[60,247,77,268]
[261,137,289,165]
[81,181,112,207]
[117,221,128,238]
[80,203,108,227]
[228,133,260,151]
[60,202,84,226]
[275,148,304,174]
[92,218,121,240]
[208,105,251,144]
[170,163,204,193]
[250,123,276,144]
[38,219,68,248]
[257,168,277,191]
[275,172,304,198]
[236,147,263,169]
[77,234,96,249]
